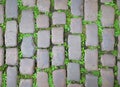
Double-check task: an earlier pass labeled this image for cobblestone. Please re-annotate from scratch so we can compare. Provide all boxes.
[68,84,83,87]
[0,72,2,86]
[68,35,81,60]
[0,5,4,23]
[117,0,120,10]
[0,48,4,66]
[19,79,32,87]
[67,63,80,82]
[117,62,120,84]
[53,69,66,87]
[37,49,49,69]
[22,0,35,7]
[0,28,3,46]
[118,36,120,59]
[101,0,112,3]
[85,49,98,71]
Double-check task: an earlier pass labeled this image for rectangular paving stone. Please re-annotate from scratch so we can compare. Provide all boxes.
[101,54,115,67]
[6,0,18,18]
[101,69,114,87]
[19,79,33,87]
[19,10,34,33]
[6,48,18,65]
[0,28,3,46]
[0,72,2,86]
[86,24,98,46]
[7,67,17,87]
[101,29,115,51]
[117,62,120,85]
[68,84,83,87]
[52,46,65,66]
[85,74,98,87]
[101,0,112,3]
[5,21,18,47]
[71,0,83,16]
[20,58,34,75]
[70,18,82,33]
[37,72,49,87]
[85,49,98,71]
[53,69,66,87]
[118,36,120,59]
[52,27,64,44]
[52,12,66,25]
[68,35,81,60]
[38,30,50,48]
[37,0,50,12]
[101,5,115,27]
[67,63,80,82]
[0,5,4,24]
[0,48,4,66]
[22,0,35,7]
[37,49,49,69]
[84,0,98,21]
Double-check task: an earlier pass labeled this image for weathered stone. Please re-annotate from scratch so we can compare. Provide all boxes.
[7,67,17,87]
[0,72,2,86]
[38,30,50,48]
[53,69,66,87]
[101,54,115,67]
[0,48,4,66]
[52,12,66,25]
[117,62,120,85]
[68,35,81,60]
[36,15,49,28]
[117,0,120,11]
[0,28,3,46]
[85,49,98,71]
[67,63,80,82]
[37,49,49,69]
[37,0,50,12]
[86,24,98,46]
[6,0,18,18]
[6,48,18,65]
[37,72,49,87]
[21,36,35,57]
[22,0,35,7]
[101,29,114,51]
[19,10,34,33]
[20,58,34,75]
[101,5,115,27]
[118,36,120,59]
[0,5,4,23]
[70,18,82,33]
[71,0,83,16]
[5,21,18,47]
[52,46,65,66]
[84,0,98,21]
[85,74,98,87]
[54,0,68,10]
[19,79,33,87]
[68,84,83,87]
[52,27,64,44]
[101,69,114,87]
[101,0,112,3]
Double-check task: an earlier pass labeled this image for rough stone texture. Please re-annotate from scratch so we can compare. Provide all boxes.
[118,36,120,59]
[20,58,34,75]
[101,0,112,3]
[101,29,114,51]
[54,0,68,10]
[52,46,65,66]
[37,0,50,12]
[21,36,35,57]
[101,69,114,87]
[0,48,4,66]
[0,28,3,46]
[101,5,115,27]
[38,30,50,48]
[6,0,18,18]
[101,54,115,67]
[22,0,35,7]
[52,12,66,25]
[5,21,18,47]
[52,27,64,44]
[0,5,4,23]
[37,49,49,69]
[19,10,34,33]
[117,0,120,11]
[67,63,80,82]
[53,69,66,87]
[37,72,49,87]
[70,18,82,33]
[84,0,98,21]
[19,79,32,87]
[117,62,120,85]
[68,84,83,87]
[71,0,83,16]
[68,35,81,60]
[7,67,17,87]
[36,15,49,28]
[85,74,98,87]
[86,24,98,46]
[85,49,98,71]
[0,72,2,86]
[6,48,18,65]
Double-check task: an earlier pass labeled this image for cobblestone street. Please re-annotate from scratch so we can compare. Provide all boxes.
[0,0,120,87]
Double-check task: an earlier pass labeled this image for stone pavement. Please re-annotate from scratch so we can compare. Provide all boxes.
[0,0,120,87]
